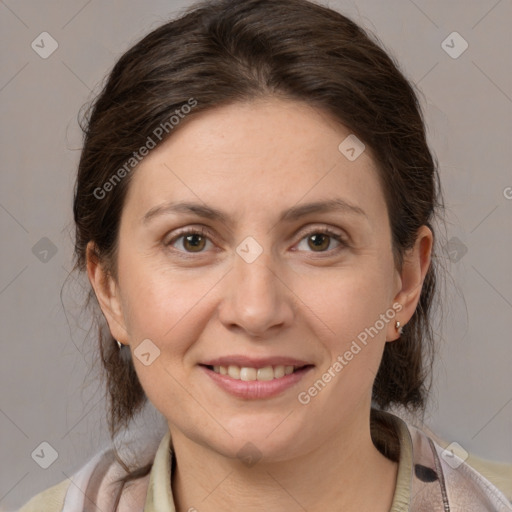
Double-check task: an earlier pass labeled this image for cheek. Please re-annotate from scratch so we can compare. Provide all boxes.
[118,265,214,416]
[298,258,394,335]
[296,256,395,391]
[118,251,225,357]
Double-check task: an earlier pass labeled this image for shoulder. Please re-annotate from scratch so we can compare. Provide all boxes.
[18,478,71,512]
[430,438,512,510]
[17,446,120,512]
[464,454,512,502]
[17,432,163,512]
[406,420,512,511]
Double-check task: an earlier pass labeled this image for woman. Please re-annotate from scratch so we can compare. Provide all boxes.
[18,0,512,510]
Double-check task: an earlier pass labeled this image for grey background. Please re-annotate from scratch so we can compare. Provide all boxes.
[1,0,511,509]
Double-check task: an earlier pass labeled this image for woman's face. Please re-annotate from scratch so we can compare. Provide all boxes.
[91,98,427,462]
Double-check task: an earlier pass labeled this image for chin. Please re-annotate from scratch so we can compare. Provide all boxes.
[212,415,311,463]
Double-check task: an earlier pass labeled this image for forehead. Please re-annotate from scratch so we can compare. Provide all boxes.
[123,98,387,227]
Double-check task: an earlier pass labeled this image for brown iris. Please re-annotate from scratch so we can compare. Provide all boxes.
[183,233,207,252]
[307,233,330,251]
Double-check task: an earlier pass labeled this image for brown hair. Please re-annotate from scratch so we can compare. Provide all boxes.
[72,0,444,505]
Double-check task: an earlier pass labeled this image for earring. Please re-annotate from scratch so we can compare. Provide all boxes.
[115,339,123,349]
[395,321,403,335]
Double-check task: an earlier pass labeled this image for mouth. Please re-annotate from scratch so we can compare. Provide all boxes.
[198,360,314,399]
[201,363,312,381]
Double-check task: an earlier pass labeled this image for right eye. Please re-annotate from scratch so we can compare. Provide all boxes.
[165,227,215,254]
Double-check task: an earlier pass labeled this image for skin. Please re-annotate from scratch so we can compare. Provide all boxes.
[87,97,432,511]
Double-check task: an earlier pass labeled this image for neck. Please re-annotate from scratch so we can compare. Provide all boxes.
[169,409,398,512]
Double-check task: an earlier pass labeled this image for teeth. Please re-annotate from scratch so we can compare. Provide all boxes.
[211,364,301,380]
[240,367,257,381]
[256,366,274,381]
[227,365,240,379]
[274,365,285,378]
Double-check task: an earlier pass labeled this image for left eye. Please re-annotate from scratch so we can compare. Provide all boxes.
[295,229,346,253]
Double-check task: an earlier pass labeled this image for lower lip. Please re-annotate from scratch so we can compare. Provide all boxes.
[200,365,314,399]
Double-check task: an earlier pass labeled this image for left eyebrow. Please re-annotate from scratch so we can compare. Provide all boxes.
[279,198,368,223]
[141,198,368,226]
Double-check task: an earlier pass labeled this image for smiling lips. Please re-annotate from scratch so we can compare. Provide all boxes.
[200,356,314,399]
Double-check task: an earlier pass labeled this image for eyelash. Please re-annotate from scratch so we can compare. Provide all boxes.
[164,226,348,257]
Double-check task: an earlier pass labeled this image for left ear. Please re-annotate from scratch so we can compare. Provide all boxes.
[387,225,433,342]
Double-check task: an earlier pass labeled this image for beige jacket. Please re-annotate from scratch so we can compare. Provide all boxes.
[17,411,512,511]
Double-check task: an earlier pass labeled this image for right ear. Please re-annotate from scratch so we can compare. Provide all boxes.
[86,241,129,345]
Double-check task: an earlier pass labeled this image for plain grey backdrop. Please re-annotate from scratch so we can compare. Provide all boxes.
[1,0,511,509]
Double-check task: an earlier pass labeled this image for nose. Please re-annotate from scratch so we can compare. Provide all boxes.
[217,251,295,338]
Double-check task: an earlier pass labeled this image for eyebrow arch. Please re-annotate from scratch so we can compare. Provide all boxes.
[142,198,368,226]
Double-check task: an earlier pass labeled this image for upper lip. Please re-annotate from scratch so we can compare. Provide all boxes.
[201,356,313,368]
